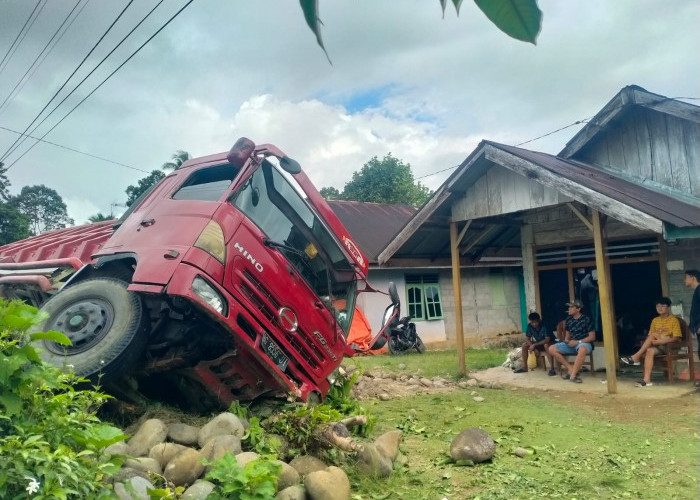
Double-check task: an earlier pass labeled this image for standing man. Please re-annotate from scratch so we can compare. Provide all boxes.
[684,269,700,386]
[548,300,596,383]
[621,297,681,387]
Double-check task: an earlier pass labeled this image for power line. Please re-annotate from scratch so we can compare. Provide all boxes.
[0,124,148,173]
[0,0,84,112]
[4,0,197,172]
[0,0,44,73]
[0,0,47,77]
[0,0,92,117]
[0,0,135,159]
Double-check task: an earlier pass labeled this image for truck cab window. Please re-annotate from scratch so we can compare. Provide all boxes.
[172,164,239,201]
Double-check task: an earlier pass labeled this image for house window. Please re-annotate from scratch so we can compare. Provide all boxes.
[405,275,443,320]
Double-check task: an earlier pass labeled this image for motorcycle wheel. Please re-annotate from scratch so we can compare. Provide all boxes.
[387,336,405,355]
[415,336,426,354]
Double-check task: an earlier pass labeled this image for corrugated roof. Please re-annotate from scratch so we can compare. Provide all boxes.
[327,200,417,263]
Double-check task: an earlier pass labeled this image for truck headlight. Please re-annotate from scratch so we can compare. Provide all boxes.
[194,220,226,263]
[192,276,226,314]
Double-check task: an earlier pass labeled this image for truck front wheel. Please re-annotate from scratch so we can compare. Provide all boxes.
[37,278,147,382]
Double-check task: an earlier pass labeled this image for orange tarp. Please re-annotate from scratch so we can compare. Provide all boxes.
[348,306,387,355]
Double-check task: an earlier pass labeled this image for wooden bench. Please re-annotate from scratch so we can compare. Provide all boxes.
[644,316,696,384]
[552,320,595,376]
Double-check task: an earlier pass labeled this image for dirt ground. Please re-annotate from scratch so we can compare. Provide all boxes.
[350,364,700,423]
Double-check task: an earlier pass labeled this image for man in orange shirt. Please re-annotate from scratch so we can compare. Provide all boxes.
[621,297,681,387]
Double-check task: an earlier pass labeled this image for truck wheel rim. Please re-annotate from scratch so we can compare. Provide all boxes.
[45,299,115,355]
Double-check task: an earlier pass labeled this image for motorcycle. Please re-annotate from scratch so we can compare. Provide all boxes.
[361,282,426,355]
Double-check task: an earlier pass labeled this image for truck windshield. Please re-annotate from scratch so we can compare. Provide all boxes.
[231,160,357,335]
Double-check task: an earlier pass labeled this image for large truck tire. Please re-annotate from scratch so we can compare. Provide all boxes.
[36,278,147,383]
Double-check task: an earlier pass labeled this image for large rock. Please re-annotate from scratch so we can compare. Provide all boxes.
[168,423,200,447]
[274,460,301,491]
[289,455,328,476]
[149,442,188,469]
[276,485,307,500]
[163,448,206,486]
[374,430,402,462]
[128,419,168,457]
[200,435,242,461]
[236,451,261,468]
[114,477,155,500]
[198,413,244,447]
[124,457,162,476]
[356,444,392,478]
[304,466,350,500]
[104,441,129,456]
[181,480,216,500]
[450,427,496,464]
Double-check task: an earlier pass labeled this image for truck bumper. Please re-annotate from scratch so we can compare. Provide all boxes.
[163,262,327,403]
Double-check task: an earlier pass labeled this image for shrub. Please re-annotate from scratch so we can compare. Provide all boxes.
[0,299,125,499]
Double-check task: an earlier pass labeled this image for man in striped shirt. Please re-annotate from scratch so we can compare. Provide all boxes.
[621,297,681,387]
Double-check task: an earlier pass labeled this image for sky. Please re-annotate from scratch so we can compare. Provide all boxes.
[0,0,698,225]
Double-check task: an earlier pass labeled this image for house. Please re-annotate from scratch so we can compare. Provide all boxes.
[376,85,700,389]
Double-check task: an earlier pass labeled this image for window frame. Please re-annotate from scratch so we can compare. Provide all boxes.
[405,275,443,321]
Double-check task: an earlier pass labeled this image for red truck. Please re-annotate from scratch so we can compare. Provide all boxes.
[0,138,370,408]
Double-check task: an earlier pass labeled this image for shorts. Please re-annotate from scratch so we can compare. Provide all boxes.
[653,344,668,355]
[553,341,592,355]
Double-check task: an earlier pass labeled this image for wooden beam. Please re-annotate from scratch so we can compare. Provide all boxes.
[658,237,669,296]
[566,202,593,232]
[521,224,537,313]
[450,222,466,376]
[460,225,496,256]
[378,190,452,264]
[456,220,472,246]
[592,209,617,394]
[483,145,664,233]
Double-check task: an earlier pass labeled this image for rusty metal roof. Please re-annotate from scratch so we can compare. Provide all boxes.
[327,200,417,263]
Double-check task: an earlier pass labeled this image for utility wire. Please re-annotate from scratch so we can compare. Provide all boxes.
[0,0,84,112]
[5,0,197,172]
[0,0,47,77]
[0,0,135,159]
[0,0,92,117]
[0,0,44,73]
[0,124,148,172]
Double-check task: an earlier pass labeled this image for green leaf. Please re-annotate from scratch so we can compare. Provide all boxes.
[0,391,22,415]
[473,0,542,44]
[452,0,465,15]
[31,330,72,346]
[298,0,332,63]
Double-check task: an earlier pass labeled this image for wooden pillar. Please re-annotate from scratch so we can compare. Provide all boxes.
[592,210,617,394]
[450,221,466,376]
[521,224,537,313]
[658,237,669,296]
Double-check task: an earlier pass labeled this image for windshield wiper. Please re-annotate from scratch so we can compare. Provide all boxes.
[263,238,302,255]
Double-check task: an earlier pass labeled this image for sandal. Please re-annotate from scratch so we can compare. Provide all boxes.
[513,367,527,373]
[621,356,640,366]
[571,376,582,383]
[635,380,653,387]
[547,369,557,376]
[561,373,570,380]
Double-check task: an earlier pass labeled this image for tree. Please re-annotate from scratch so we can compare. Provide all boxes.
[125,170,165,207]
[0,162,10,202]
[10,185,74,235]
[319,186,341,200]
[300,0,542,62]
[87,213,112,223]
[0,203,30,245]
[162,150,191,171]
[323,153,432,206]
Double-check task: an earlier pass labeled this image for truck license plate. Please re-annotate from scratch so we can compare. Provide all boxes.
[261,333,289,371]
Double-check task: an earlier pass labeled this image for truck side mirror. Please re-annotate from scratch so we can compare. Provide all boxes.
[280,156,301,174]
[227,137,255,169]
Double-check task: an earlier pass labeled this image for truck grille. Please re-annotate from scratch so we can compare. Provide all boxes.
[239,270,324,371]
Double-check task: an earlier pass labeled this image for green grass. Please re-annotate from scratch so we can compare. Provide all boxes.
[346,389,699,500]
[348,348,507,379]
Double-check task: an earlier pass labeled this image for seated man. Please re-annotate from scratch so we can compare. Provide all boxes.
[514,312,556,374]
[621,297,681,387]
[548,300,596,383]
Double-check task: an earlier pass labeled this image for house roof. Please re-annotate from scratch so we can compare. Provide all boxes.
[378,140,700,265]
[327,200,417,263]
[559,85,700,159]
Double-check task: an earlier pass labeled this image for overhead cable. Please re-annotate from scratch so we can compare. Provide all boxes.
[0,0,92,117]
[0,0,134,159]
[5,0,197,172]
[0,0,84,113]
[0,0,47,77]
